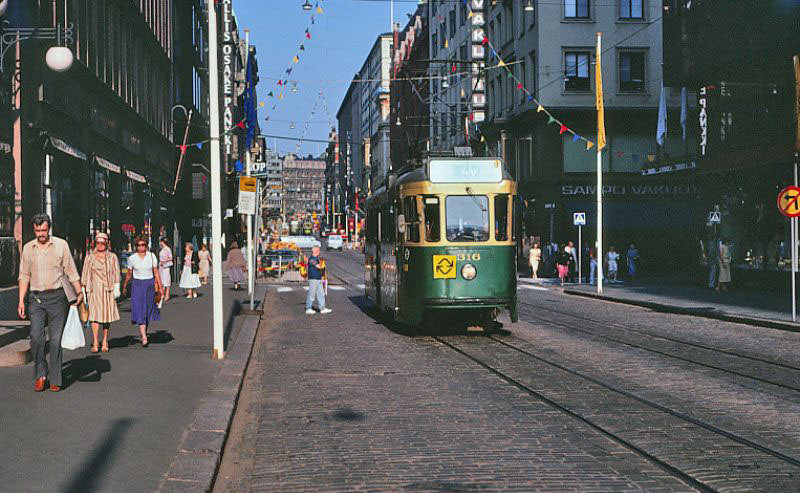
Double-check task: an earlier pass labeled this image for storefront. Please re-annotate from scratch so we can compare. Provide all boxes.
[45,137,90,261]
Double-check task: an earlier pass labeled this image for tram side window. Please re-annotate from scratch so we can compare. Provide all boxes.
[366,210,378,241]
[495,194,509,241]
[423,196,440,242]
[403,196,420,243]
[381,205,395,243]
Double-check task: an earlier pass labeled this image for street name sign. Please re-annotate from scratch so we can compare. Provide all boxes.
[573,212,586,226]
[778,186,800,218]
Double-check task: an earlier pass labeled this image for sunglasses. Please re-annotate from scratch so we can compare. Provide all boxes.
[136,243,147,247]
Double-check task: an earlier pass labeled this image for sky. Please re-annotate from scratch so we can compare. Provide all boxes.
[235,0,418,157]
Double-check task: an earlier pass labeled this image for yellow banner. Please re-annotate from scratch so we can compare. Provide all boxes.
[596,33,606,151]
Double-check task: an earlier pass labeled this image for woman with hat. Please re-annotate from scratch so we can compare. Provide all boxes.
[81,232,121,353]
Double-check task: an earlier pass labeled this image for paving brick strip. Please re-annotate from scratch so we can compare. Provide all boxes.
[564,288,800,333]
[158,285,265,492]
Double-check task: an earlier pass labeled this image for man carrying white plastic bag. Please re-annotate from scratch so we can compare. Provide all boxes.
[61,306,85,350]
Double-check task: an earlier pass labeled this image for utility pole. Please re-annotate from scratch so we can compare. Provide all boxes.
[244,29,255,309]
[208,1,224,359]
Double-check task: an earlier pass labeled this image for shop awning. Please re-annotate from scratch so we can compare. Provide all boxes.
[94,156,121,174]
[48,136,87,160]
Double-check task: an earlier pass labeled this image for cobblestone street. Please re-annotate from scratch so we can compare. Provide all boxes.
[215,250,800,492]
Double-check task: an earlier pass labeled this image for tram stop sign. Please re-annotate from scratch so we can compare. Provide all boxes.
[778,186,800,218]
[573,212,586,226]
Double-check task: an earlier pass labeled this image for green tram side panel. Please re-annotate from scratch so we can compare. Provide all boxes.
[397,244,517,325]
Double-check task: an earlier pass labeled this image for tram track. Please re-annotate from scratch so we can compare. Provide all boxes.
[516,300,800,393]
[323,261,800,491]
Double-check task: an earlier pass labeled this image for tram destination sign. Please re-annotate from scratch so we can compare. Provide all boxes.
[429,159,502,183]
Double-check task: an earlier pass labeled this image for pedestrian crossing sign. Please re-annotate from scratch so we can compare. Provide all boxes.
[708,211,721,224]
[573,212,586,226]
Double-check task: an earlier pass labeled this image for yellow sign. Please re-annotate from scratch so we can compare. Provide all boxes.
[239,176,257,192]
[433,255,456,279]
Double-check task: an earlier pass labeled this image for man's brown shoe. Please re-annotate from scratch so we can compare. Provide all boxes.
[34,377,46,392]
[49,384,61,392]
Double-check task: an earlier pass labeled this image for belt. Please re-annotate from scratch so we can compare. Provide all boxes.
[31,288,62,295]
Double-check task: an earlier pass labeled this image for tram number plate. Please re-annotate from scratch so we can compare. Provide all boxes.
[433,255,457,279]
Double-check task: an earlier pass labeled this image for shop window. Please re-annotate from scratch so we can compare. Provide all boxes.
[403,196,420,243]
[423,196,441,242]
[495,194,509,241]
[0,156,13,236]
[565,51,591,92]
[565,0,590,19]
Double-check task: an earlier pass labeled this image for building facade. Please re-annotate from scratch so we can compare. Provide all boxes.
[481,0,697,268]
[358,34,393,190]
[282,154,325,216]
[260,146,283,217]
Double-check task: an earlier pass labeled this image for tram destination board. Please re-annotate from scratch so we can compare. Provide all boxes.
[429,159,503,183]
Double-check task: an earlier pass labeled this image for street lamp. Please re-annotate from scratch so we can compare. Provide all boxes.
[524,0,534,12]
[0,20,74,74]
[302,0,312,11]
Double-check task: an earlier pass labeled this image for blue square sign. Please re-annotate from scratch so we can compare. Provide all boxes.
[573,212,586,226]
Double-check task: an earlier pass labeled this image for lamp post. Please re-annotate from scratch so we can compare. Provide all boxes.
[0,21,74,74]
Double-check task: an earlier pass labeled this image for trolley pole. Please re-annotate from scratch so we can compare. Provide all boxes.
[208,2,224,359]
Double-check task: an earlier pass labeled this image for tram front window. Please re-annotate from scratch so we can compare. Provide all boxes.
[446,195,489,242]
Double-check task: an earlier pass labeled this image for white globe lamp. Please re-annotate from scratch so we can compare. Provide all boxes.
[45,46,73,73]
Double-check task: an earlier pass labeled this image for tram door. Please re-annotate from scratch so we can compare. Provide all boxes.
[379,203,398,315]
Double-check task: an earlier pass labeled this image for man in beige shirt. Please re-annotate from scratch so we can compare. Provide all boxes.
[18,213,82,392]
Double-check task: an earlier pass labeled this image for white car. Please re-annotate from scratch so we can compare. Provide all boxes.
[280,235,321,249]
[327,235,343,250]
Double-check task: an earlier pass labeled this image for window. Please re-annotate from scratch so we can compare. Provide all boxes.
[619,51,645,92]
[460,43,468,61]
[495,194,510,241]
[565,51,591,91]
[440,22,447,48]
[432,33,438,56]
[403,196,420,242]
[446,195,489,242]
[459,3,467,26]
[565,0,590,18]
[620,0,644,19]
[423,196,441,242]
[449,10,456,37]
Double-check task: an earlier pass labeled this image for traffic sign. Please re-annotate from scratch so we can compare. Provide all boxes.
[573,212,586,226]
[778,186,800,218]
[708,211,721,224]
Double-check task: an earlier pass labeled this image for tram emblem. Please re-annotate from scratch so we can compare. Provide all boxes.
[433,255,457,279]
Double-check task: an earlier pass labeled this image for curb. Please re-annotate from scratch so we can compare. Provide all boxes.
[563,289,800,333]
[158,285,266,492]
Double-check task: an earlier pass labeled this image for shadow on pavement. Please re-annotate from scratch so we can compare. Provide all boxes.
[62,355,112,388]
[108,329,174,349]
[347,295,511,338]
[61,418,134,493]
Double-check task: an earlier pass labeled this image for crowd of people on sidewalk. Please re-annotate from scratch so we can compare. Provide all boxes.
[16,214,251,393]
[527,239,640,286]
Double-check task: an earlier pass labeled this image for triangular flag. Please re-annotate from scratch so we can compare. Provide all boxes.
[196,143,203,150]
[259,101,265,107]
[517,83,523,89]
[278,92,284,100]
[306,31,311,39]
[536,104,544,113]
[460,88,466,99]
[527,95,534,102]
[293,55,299,63]
[179,145,187,154]
[236,121,246,129]
[547,116,556,125]
[287,67,293,75]
[573,134,580,142]
[277,80,283,86]
[559,124,568,135]
[316,6,323,13]
[647,154,656,162]
[469,11,474,18]
[300,44,305,51]
[587,141,595,150]
[452,64,457,72]
[268,91,274,97]
[444,38,449,49]
[480,135,486,143]
[481,36,487,45]
[497,59,506,68]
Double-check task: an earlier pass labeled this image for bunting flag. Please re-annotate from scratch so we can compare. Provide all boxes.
[444,38,449,49]
[293,55,299,63]
[300,44,305,51]
[559,124,568,135]
[587,141,595,150]
[179,145,187,154]
[316,6,323,13]
[306,30,311,39]
[286,67,293,75]
[536,105,544,113]
[573,134,580,142]
[259,101,265,107]
[196,143,203,150]
[547,116,556,125]
[236,121,246,129]
[268,91,274,97]
[277,80,283,86]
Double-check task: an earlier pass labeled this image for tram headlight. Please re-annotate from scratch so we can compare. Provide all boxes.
[461,263,477,280]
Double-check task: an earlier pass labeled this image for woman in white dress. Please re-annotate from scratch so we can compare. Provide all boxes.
[179,242,201,298]
[606,246,620,282]
[158,238,173,302]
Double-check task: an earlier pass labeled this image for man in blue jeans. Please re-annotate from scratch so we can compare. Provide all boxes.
[306,246,332,314]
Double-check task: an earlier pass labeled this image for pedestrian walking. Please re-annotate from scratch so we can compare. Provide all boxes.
[198,244,211,285]
[179,242,201,298]
[158,238,173,302]
[529,243,541,279]
[556,245,571,285]
[305,245,331,314]
[589,247,604,285]
[81,232,120,353]
[566,241,578,282]
[17,213,82,392]
[122,235,162,347]
[626,244,640,279]
[606,246,619,282]
[717,240,732,292]
[704,236,720,289]
[225,241,247,291]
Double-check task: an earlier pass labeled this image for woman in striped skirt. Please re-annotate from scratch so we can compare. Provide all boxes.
[81,232,121,353]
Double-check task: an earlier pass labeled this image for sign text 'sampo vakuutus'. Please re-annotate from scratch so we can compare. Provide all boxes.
[221,0,234,158]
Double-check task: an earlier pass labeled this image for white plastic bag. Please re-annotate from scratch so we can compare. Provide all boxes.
[113,282,121,299]
[61,306,86,350]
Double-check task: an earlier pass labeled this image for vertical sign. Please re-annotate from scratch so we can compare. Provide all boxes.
[698,86,709,157]
[470,0,486,123]
[221,0,235,159]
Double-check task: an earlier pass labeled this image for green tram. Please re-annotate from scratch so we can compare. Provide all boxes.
[364,157,518,327]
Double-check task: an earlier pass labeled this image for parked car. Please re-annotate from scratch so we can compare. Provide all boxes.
[326,234,343,251]
[280,235,321,249]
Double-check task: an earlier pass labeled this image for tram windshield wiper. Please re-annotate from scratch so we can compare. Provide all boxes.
[465,187,487,212]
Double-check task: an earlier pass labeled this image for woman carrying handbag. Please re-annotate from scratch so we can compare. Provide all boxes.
[122,235,162,347]
[81,232,121,353]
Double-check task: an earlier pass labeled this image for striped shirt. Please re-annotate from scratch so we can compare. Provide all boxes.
[18,236,80,292]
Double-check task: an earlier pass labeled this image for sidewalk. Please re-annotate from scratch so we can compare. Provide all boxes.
[0,282,264,493]
[557,277,800,331]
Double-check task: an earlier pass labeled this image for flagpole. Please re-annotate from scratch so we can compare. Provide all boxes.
[208,1,225,359]
[596,32,604,295]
